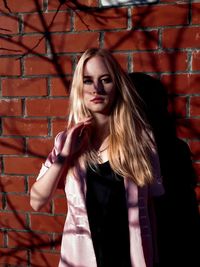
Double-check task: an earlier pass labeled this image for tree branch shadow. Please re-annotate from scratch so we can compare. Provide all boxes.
[0,0,199,266]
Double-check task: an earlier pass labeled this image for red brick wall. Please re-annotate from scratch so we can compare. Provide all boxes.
[0,0,199,266]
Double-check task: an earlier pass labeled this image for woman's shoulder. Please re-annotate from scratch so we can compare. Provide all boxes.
[54,130,67,146]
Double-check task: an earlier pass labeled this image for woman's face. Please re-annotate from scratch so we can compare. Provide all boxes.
[82,56,116,116]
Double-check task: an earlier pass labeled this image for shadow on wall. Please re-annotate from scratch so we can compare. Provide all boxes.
[129,73,200,267]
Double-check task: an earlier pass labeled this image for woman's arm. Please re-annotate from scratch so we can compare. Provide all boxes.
[30,154,71,211]
[30,117,93,211]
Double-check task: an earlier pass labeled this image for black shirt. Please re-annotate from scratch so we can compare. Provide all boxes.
[86,161,131,267]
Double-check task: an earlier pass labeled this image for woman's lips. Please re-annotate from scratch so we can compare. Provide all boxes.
[90,97,104,103]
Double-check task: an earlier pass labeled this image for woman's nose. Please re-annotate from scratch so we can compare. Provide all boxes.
[93,80,104,94]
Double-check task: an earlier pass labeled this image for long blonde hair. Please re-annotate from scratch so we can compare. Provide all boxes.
[68,48,155,186]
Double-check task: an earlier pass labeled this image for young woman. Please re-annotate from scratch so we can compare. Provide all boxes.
[30,48,164,267]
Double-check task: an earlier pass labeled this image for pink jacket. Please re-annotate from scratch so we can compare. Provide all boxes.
[37,131,164,267]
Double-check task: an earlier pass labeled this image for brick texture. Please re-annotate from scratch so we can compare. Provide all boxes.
[0,58,21,76]
[75,8,127,31]
[0,99,22,116]
[132,4,189,27]
[23,12,71,33]
[2,78,48,97]
[0,137,24,154]
[0,15,19,34]
[0,0,43,13]
[133,51,188,72]
[51,32,100,53]
[0,1,200,266]
[104,30,159,51]
[0,176,25,193]
[0,35,46,55]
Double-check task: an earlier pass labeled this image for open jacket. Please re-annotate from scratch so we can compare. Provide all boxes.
[37,131,164,267]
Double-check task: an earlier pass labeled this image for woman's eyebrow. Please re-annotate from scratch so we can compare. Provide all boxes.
[83,74,110,78]
[83,75,92,79]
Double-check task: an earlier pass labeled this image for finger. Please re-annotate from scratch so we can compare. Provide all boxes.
[74,117,93,130]
[78,116,93,125]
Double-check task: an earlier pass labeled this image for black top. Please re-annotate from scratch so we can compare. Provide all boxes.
[86,161,131,267]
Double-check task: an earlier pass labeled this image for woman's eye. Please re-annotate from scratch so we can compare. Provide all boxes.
[83,79,93,84]
[101,77,112,84]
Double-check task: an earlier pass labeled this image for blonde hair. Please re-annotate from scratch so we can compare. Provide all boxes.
[68,48,155,186]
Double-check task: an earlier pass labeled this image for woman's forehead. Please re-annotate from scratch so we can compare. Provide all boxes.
[83,56,111,76]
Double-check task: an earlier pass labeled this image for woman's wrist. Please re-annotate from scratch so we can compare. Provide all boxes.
[55,153,70,165]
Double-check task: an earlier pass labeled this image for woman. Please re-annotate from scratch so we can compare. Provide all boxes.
[30,48,164,267]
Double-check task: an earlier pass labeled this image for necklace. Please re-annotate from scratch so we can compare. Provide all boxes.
[96,146,108,162]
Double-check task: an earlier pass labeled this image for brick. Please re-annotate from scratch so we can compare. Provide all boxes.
[132,4,188,27]
[51,77,70,96]
[2,78,48,97]
[5,194,31,212]
[0,195,2,209]
[8,231,52,250]
[48,0,68,11]
[161,74,200,94]
[53,234,62,251]
[104,30,158,51]
[0,99,22,116]
[190,97,200,117]
[27,138,54,158]
[30,214,65,233]
[55,187,66,197]
[25,55,72,75]
[23,11,71,33]
[0,248,27,266]
[0,57,21,76]
[0,35,46,55]
[133,51,188,72]
[48,0,98,10]
[0,232,4,246]
[0,175,25,193]
[0,212,27,230]
[176,119,200,139]
[52,119,68,136]
[0,0,43,13]
[193,163,200,183]
[2,118,48,136]
[30,251,60,267]
[113,53,128,71]
[192,51,200,71]
[0,137,24,155]
[0,15,19,34]
[26,98,69,117]
[192,3,200,24]
[167,96,187,117]
[195,186,200,201]
[162,27,200,49]
[189,141,200,161]
[53,197,67,214]
[52,32,99,53]
[75,8,127,31]
[6,194,51,213]
[4,156,43,175]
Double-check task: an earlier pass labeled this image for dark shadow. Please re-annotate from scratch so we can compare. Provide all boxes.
[129,72,200,267]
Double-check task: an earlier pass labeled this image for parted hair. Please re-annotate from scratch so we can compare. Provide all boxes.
[68,48,155,186]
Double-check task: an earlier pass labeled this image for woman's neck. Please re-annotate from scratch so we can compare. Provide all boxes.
[91,114,110,149]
